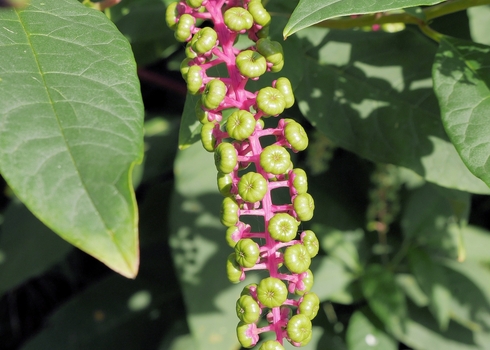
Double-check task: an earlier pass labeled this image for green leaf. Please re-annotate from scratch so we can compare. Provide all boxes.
[401,183,470,259]
[468,5,490,46]
[317,226,362,273]
[284,0,446,38]
[433,37,490,190]
[396,274,429,307]
[178,94,203,150]
[295,28,490,194]
[0,200,72,295]
[408,248,451,330]
[346,308,397,350]
[361,264,407,336]
[0,0,144,278]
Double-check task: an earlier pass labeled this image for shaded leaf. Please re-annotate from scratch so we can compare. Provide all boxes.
[317,226,362,273]
[346,308,397,350]
[295,27,490,194]
[0,0,144,277]
[284,0,446,38]
[0,200,72,295]
[396,274,429,308]
[433,37,490,190]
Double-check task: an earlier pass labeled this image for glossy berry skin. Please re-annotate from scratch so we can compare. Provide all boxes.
[226,110,256,141]
[202,79,227,109]
[256,38,284,72]
[201,121,217,152]
[217,171,233,197]
[226,225,240,248]
[227,253,243,283]
[301,230,319,258]
[238,172,267,203]
[293,193,315,221]
[214,142,237,174]
[298,293,320,320]
[236,50,267,79]
[284,244,311,274]
[186,65,203,95]
[248,0,271,26]
[224,7,254,31]
[275,78,295,108]
[236,295,261,324]
[295,269,314,296]
[259,340,285,350]
[284,120,308,152]
[256,87,286,116]
[236,322,259,348]
[235,238,260,268]
[186,0,203,8]
[175,14,195,42]
[195,100,208,124]
[291,168,308,194]
[287,314,312,345]
[268,213,298,242]
[260,145,291,175]
[257,277,288,308]
[191,27,218,54]
[241,283,258,297]
[165,2,179,30]
[221,197,240,227]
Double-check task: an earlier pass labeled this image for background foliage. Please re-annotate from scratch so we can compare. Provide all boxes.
[1,0,490,349]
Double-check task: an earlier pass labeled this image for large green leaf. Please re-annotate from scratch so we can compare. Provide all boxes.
[295,27,490,194]
[284,0,446,37]
[433,37,490,189]
[346,308,397,350]
[0,0,144,277]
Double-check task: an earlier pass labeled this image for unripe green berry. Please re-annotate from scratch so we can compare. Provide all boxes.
[298,293,320,320]
[165,2,179,30]
[186,65,203,95]
[214,142,237,174]
[227,253,243,283]
[238,172,267,203]
[241,283,258,297]
[287,314,312,345]
[260,145,291,175]
[301,230,319,258]
[221,197,240,227]
[191,27,217,54]
[236,50,267,79]
[174,14,194,42]
[236,322,258,348]
[284,244,311,274]
[257,277,288,308]
[202,79,227,109]
[200,121,217,152]
[226,225,240,247]
[224,7,254,32]
[248,0,271,27]
[235,238,260,268]
[256,87,286,116]
[295,269,314,296]
[275,77,295,108]
[256,38,284,72]
[180,58,192,80]
[259,340,285,350]
[217,171,233,197]
[284,120,308,151]
[195,100,208,124]
[268,213,299,242]
[293,193,315,221]
[226,110,256,141]
[236,295,261,324]
[291,168,308,194]
[186,0,203,8]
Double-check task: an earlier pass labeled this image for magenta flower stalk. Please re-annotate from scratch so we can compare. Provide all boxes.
[166,0,320,348]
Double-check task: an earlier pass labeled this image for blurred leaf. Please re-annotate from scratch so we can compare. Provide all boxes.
[408,248,451,330]
[0,201,72,295]
[111,0,178,66]
[284,0,446,37]
[21,275,180,350]
[317,225,362,273]
[433,37,490,190]
[312,256,358,304]
[295,27,490,194]
[401,183,470,259]
[346,308,397,350]
[361,264,407,336]
[467,5,490,46]
[396,274,429,307]
[0,0,144,278]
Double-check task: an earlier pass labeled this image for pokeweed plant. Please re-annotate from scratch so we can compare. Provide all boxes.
[166,0,320,347]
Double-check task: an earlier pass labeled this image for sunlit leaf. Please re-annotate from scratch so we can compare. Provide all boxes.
[346,308,397,350]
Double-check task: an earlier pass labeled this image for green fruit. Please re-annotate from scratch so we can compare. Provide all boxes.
[256,24,269,39]
[284,120,308,151]
[256,87,286,116]
[238,172,267,203]
[195,99,208,124]
[275,77,294,107]
[298,293,320,320]
[290,168,308,194]
[226,110,256,141]
[241,283,258,297]
[186,0,203,8]
[235,238,260,268]
[293,193,315,221]
[284,244,311,274]
[226,225,240,247]
[224,7,254,31]
[259,340,285,350]
[186,65,203,95]
[202,79,227,109]
[256,38,284,72]
[191,27,217,54]
[248,0,271,27]
[227,253,243,283]
[257,277,288,308]
[174,14,194,42]
[301,230,319,258]
[236,50,267,79]
[200,122,217,152]
[214,142,237,174]
[295,269,314,296]
[268,213,298,242]
[236,321,258,348]
[286,314,312,344]
[236,295,261,324]
[165,2,179,30]
[260,145,291,175]
[180,58,192,80]
[217,171,233,197]
[185,42,198,59]
[221,197,239,227]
